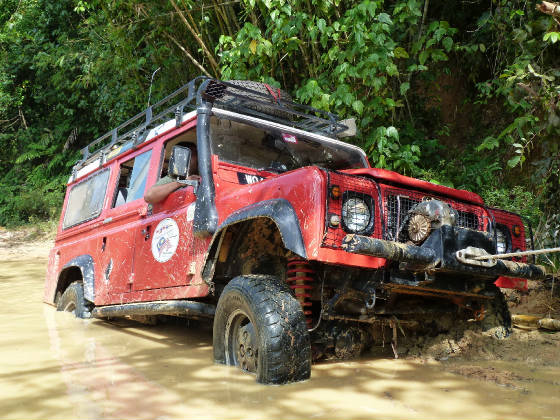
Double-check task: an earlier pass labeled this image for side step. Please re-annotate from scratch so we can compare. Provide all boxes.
[91,300,215,319]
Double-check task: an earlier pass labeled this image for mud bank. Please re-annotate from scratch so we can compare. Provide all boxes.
[1,239,559,419]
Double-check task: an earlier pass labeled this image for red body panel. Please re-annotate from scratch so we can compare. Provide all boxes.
[213,159,387,269]
[491,208,529,291]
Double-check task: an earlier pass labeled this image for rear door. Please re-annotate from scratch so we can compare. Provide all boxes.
[96,148,153,301]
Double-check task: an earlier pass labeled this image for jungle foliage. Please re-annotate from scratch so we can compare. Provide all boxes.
[0,0,558,259]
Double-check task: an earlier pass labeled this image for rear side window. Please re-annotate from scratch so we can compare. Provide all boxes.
[63,169,110,229]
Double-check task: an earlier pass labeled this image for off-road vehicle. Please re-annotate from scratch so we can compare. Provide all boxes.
[45,77,546,384]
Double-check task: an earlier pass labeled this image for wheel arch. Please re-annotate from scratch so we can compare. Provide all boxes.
[202,199,307,288]
[55,255,95,303]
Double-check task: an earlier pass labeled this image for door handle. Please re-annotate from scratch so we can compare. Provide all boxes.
[141,226,151,240]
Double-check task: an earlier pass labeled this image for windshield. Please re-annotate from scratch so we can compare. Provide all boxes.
[210,117,366,172]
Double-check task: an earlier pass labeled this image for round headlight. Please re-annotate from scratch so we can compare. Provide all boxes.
[342,197,370,233]
[496,228,507,254]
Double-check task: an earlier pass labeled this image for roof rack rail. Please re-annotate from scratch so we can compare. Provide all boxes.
[73,77,348,177]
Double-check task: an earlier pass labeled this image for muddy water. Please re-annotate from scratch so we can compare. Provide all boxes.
[1,247,559,419]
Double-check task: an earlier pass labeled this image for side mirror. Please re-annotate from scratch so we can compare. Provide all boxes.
[168,146,191,179]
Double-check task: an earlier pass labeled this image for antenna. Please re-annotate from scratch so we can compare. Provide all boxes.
[147,67,161,107]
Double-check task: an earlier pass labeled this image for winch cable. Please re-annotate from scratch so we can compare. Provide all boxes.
[472,246,560,261]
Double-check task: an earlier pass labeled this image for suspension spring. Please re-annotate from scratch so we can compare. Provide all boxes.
[286,258,315,329]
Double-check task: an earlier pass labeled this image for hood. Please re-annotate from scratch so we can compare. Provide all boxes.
[341,168,484,205]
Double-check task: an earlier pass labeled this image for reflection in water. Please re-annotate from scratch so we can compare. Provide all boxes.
[1,252,559,419]
[44,308,186,419]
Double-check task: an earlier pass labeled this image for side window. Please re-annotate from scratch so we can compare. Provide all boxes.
[113,150,152,207]
[63,169,110,229]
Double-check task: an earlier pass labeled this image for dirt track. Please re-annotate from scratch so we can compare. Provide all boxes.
[1,233,559,419]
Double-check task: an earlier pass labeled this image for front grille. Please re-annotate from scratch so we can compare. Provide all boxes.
[385,193,482,242]
[321,172,486,249]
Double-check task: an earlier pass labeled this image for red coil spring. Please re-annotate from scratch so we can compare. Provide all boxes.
[286,259,315,328]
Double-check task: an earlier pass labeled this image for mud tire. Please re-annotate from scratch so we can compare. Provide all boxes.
[480,285,512,339]
[219,80,292,118]
[213,275,311,384]
[56,282,90,319]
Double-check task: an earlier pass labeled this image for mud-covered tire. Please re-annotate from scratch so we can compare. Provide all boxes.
[213,275,311,384]
[56,282,90,319]
[219,80,292,118]
[480,284,512,339]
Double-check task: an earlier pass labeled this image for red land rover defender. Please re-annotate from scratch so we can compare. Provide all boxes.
[44,78,546,384]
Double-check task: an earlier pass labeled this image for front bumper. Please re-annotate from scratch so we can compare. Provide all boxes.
[342,226,547,281]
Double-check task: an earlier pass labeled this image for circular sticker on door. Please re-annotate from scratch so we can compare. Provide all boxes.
[151,218,180,263]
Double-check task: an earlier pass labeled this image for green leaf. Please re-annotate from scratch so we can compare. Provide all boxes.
[386,63,399,76]
[442,37,453,52]
[394,47,409,59]
[476,136,499,151]
[385,98,396,107]
[400,82,410,95]
[317,18,327,34]
[377,13,392,25]
[352,100,364,115]
[507,155,521,168]
[418,50,429,65]
[249,39,257,54]
[386,126,399,139]
[430,49,448,62]
[544,32,560,43]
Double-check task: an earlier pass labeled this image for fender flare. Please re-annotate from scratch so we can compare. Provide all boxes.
[202,199,307,283]
[60,255,95,303]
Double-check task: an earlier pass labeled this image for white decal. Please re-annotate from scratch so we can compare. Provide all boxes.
[245,174,263,184]
[151,218,180,263]
[186,202,196,222]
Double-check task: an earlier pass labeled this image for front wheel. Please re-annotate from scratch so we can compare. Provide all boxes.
[213,275,311,384]
[56,282,91,319]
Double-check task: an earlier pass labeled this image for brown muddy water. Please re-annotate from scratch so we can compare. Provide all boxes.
[1,243,559,420]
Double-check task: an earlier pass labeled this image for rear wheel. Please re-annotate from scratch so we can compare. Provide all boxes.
[56,282,90,319]
[213,275,311,384]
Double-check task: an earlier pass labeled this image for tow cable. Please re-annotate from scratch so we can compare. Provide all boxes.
[457,246,560,268]
[471,246,560,261]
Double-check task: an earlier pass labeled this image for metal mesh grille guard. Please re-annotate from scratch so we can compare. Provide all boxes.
[384,191,482,242]
[74,77,349,174]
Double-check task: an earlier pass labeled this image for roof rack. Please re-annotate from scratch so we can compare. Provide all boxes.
[73,77,348,177]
